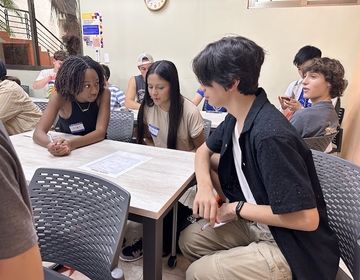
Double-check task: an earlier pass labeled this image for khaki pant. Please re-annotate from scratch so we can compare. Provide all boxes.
[179,219,292,280]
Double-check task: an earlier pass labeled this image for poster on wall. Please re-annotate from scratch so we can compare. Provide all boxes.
[81,12,103,49]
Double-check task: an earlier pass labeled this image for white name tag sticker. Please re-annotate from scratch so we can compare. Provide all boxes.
[69,122,85,133]
[148,123,159,137]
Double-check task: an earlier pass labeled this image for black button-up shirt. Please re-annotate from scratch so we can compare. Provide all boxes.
[206,88,339,280]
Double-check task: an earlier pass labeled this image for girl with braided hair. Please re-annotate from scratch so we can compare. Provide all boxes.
[33,55,110,156]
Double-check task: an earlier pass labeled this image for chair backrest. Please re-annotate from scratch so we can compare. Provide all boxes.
[332,107,345,153]
[29,168,130,280]
[21,84,30,95]
[203,118,212,139]
[312,150,360,280]
[303,132,337,152]
[338,107,345,126]
[34,101,48,112]
[107,110,134,142]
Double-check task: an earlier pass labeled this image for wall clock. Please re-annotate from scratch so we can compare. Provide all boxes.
[144,0,167,11]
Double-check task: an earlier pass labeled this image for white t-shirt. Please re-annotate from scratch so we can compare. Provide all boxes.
[232,122,273,240]
[35,68,56,97]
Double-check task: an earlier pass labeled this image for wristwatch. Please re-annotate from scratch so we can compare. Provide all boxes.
[235,201,245,219]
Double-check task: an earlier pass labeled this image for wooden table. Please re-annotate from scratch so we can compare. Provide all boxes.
[10,131,195,280]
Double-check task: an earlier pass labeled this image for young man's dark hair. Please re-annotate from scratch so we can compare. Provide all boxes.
[193,36,264,94]
[101,64,111,81]
[293,45,322,67]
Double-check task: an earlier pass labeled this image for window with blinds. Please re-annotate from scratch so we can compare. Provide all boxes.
[248,0,360,8]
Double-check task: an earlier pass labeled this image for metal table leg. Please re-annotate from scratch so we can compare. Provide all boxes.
[168,202,178,268]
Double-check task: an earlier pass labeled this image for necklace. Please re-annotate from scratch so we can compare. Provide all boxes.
[211,105,223,112]
[75,101,91,112]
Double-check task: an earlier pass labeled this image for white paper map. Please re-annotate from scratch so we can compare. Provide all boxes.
[80,151,152,178]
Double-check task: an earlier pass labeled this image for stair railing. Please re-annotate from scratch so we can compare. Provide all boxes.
[0,3,65,65]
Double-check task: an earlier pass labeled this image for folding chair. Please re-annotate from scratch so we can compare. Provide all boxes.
[21,84,30,95]
[34,101,48,112]
[312,150,360,280]
[303,132,337,152]
[332,107,345,153]
[29,168,131,280]
[107,110,134,142]
[203,118,212,139]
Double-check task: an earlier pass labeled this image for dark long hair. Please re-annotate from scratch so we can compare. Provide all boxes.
[55,55,105,101]
[137,60,184,149]
[0,60,21,85]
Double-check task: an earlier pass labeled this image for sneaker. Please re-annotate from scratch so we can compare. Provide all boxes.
[120,238,143,262]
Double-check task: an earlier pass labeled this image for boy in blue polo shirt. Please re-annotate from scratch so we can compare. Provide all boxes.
[179,36,339,280]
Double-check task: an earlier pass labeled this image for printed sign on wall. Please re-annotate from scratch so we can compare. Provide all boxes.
[81,12,103,48]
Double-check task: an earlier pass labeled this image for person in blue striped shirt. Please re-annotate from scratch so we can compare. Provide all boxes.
[102,64,125,111]
[192,87,226,112]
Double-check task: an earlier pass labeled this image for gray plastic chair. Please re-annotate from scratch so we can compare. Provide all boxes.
[21,84,30,95]
[107,110,134,142]
[34,101,48,112]
[303,132,337,152]
[29,168,131,280]
[203,118,212,139]
[312,150,360,280]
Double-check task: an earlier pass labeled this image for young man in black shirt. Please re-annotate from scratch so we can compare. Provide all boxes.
[179,36,339,279]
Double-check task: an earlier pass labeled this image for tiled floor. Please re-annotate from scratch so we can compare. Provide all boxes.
[58,255,353,280]
[120,254,190,280]
[59,254,190,280]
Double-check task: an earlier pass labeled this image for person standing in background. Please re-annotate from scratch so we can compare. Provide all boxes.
[124,53,154,110]
[32,50,68,98]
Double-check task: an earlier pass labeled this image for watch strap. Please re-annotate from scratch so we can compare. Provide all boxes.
[235,201,245,219]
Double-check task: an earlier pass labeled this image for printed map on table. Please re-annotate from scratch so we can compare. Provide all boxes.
[80,151,151,177]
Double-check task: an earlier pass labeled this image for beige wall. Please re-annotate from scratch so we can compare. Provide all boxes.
[79,0,360,107]
[10,0,360,161]
[341,49,360,164]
